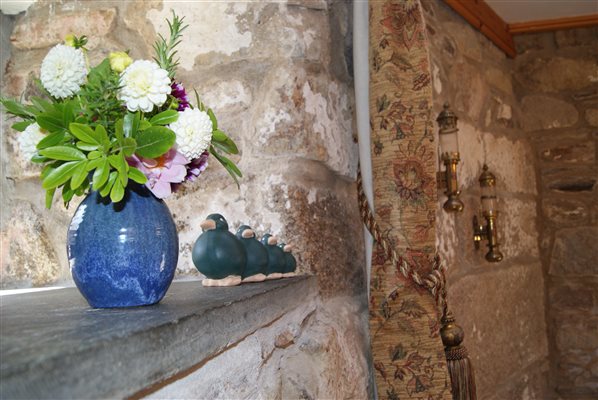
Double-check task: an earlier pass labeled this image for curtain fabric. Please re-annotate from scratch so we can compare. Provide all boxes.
[367,1,451,398]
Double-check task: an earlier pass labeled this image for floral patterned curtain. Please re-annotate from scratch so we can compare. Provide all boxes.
[368,1,451,398]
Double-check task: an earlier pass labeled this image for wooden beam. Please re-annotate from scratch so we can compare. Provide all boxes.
[508,14,598,34]
[444,0,517,58]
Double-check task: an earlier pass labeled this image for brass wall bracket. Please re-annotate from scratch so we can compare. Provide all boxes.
[473,213,503,262]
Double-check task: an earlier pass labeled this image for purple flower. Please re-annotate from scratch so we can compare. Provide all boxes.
[128,149,189,199]
[171,82,190,111]
[185,152,209,182]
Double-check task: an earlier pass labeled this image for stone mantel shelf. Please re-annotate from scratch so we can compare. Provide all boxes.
[0,276,317,399]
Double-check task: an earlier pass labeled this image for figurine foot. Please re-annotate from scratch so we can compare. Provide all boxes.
[242,273,266,283]
[265,272,283,280]
[202,275,242,287]
[282,272,297,278]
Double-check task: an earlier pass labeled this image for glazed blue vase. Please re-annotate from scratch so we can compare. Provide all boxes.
[67,184,178,308]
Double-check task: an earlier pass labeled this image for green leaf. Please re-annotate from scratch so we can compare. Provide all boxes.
[138,120,151,131]
[40,146,86,161]
[42,161,83,189]
[86,157,103,171]
[135,126,176,159]
[69,123,100,144]
[88,151,102,160]
[150,109,178,125]
[212,129,227,142]
[110,179,125,203]
[30,97,53,114]
[12,121,33,132]
[62,182,76,204]
[212,131,239,154]
[1,99,36,118]
[115,119,124,143]
[76,141,98,151]
[128,167,148,184]
[92,158,110,190]
[95,125,110,147]
[207,108,218,130]
[31,154,49,164]
[99,171,117,197]
[70,160,89,190]
[210,146,242,188]
[123,112,139,138]
[122,137,137,157]
[37,112,65,133]
[36,131,66,150]
[45,188,56,209]
[108,153,128,177]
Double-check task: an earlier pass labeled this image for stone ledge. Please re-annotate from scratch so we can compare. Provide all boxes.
[0,276,317,399]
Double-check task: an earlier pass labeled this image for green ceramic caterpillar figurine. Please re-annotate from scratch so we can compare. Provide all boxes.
[236,225,268,283]
[261,233,286,280]
[278,242,297,278]
[192,214,246,287]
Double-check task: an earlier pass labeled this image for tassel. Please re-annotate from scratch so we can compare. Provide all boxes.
[440,311,477,400]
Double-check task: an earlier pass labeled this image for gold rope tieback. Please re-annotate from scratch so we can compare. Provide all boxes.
[357,167,477,400]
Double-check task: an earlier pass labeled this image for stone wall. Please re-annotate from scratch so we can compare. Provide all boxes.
[0,1,371,397]
[514,27,598,398]
[423,2,550,399]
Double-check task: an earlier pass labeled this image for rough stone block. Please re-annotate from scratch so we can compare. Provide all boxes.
[11,9,116,50]
[499,197,540,260]
[542,197,590,227]
[549,227,598,276]
[1,201,60,288]
[555,314,598,352]
[482,133,537,195]
[448,263,548,399]
[521,95,579,132]
[556,348,598,395]
[248,63,357,178]
[538,140,595,164]
[448,61,487,121]
[549,279,596,311]
[541,165,597,194]
[514,31,555,54]
[443,21,483,62]
[555,26,598,48]
[585,109,598,127]
[516,57,598,93]
[487,359,550,400]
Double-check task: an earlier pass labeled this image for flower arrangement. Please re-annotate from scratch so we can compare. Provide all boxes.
[1,12,241,208]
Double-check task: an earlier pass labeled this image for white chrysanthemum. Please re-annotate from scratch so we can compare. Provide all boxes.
[169,108,213,160]
[17,123,45,161]
[118,60,171,113]
[40,44,87,99]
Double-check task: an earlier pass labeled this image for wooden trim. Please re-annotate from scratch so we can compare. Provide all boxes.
[508,14,598,34]
[444,0,517,58]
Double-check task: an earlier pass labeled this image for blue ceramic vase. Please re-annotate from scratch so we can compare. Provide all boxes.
[67,184,178,308]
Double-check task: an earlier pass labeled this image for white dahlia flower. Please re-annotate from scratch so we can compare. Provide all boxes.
[17,123,45,161]
[169,108,213,160]
[40,44,87,99]
[118,60,171,113]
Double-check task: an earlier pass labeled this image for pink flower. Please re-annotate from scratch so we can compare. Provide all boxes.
[128,149,188,199]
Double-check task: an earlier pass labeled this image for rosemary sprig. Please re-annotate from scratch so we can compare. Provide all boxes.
[153,11,188,79]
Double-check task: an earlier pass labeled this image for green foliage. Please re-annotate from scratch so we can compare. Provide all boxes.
[0,11,243,209]
[153,11,188,78]
[77,59,122,133]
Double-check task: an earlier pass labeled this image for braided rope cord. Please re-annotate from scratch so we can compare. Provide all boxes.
[357,166,449,319]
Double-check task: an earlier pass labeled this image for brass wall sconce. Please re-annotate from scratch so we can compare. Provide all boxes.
[437,103,464,212]
[473,165,503,262]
